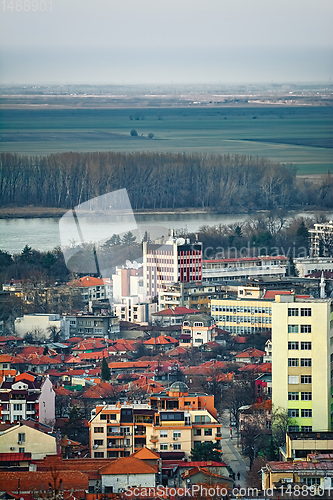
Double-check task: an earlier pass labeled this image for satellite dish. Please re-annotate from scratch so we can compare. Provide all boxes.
[176,238,185,246]
[126,260,133,268]
[132,261,139,269]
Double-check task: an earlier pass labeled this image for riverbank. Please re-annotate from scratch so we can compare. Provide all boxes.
[0,206,215,220]
[0,205,330,220]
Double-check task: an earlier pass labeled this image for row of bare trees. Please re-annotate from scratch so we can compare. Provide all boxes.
[0,152,303,212]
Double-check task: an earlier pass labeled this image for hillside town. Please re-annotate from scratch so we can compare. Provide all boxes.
[1,224,333,499]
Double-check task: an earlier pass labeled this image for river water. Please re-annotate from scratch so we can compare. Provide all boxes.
[0,211,332,255]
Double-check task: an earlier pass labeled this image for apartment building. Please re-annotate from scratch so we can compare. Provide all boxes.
[272,295,333,433]
[211,286,273,334]
[67,276,112,302]
[0,373,55,424]
[143,238,202,299]
[181,313,216,347]
[294,256,333,277]
[158,282,225,312]
[89,382,221,460]
[309,221,333,257]
[114,296,157,324]
[62,312,120,339]
[203,256,288,281]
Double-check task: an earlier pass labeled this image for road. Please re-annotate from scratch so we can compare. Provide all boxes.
[221,411,250,489]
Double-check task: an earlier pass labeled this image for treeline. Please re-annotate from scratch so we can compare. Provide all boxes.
[1,152,332,212]
[0,151,317,212]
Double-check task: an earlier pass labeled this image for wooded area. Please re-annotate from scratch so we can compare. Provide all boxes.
[1,152,331,212]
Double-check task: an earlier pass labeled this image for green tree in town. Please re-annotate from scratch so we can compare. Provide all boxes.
[121,231,137,246]
[190,441,222,462]
[101,356,111,381]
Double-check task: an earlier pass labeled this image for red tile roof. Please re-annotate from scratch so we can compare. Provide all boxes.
[99,456,157,475]
[235,348,265,359]
[0,471,89,493]
[144,335,178,345]
[131,447,160,460]
[67,276,106,287]
[154,307,199,316]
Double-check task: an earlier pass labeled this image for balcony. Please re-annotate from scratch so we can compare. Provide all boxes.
[150,436,158,443]
[107,443,125,449]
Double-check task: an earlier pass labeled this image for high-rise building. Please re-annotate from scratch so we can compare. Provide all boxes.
[272,295,333,433]
[143,238,202,299]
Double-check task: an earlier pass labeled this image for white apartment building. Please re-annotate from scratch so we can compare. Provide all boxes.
[202,256,288,281]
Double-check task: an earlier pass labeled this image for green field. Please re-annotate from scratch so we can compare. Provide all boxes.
[0,106,332,175]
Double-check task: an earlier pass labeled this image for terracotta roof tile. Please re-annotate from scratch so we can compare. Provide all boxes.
[99,456,157,475]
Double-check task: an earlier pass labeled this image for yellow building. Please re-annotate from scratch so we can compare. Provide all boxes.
[0,421,57,459]
[89,382,222,460]
[272,296,333,433]
[211,287,273,334]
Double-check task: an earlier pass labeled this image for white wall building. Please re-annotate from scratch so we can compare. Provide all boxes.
[14,314,62,339]
[294,257,333,278]
[202,256,288,281]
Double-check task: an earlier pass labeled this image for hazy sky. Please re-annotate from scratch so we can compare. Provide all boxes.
[0,0,332,84]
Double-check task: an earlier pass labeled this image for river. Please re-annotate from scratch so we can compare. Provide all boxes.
[0,211,332,255]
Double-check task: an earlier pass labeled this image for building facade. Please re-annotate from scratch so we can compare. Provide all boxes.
[0,374,55,425]
[158,282,226,312]
[62,313,120,339]
[309,221,333,257]
[181,313,216,346]
[0,421,57,459]
[272,295,333,433]
[89,382,221,460]
[143,238,202,299]
[211,291,273,335]
[203,256,288,281]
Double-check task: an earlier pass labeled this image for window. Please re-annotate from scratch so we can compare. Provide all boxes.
[194,322,203,327]
[94,427,104,433]
[173,431,181,438]
[288,409,299,418]
[301,358,312,367]
[160,430,168,438]
[301,308,311,317]
[19,447,25,453]
[288,325,299,333]
[301,325,311,333]
[195,415,211,423]
[301,478,320,486]
[288,425,299,432]
[94,452,104,458]
[288,375,299,384]
[18,433,25,442]
[94,439,103,445]
[173,443,181,450]
[301,392,312,401]
[160,444,168,450]
[301,409,312,418]
[288,358,299,367]
[288,342,299,350]
[301,342,311,350]
[288,308,299,316]
[13,404,22,411]
[288,392,299,401]
[204,428,212,436]
[301,426,312,432]
[194,428,201,436]
[301,375,312,384]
